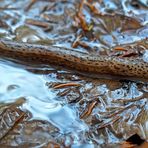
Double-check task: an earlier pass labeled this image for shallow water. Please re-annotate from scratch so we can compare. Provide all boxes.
[0,0,148,147]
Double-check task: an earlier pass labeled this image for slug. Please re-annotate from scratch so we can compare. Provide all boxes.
[0,38,148,79]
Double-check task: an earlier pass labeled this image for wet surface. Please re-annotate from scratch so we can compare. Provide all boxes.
[0,0,148,147]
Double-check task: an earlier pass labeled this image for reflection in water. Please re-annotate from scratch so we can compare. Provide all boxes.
[0,61,55,103]
[0,60,87,133]
[0,60,148,147]
[0,0,147,147]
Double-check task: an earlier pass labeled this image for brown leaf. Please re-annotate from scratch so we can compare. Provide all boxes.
[0,107,25,140]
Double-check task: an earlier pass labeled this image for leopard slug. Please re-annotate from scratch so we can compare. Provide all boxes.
[0,38,148,79]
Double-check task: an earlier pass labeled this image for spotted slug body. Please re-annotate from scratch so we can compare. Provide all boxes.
[0,39,148,79]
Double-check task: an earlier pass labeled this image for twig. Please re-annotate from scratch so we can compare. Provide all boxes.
[53,82,81,89]
[25,19,50,28]
[80,100,98,119]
